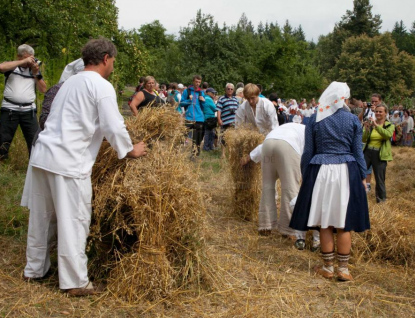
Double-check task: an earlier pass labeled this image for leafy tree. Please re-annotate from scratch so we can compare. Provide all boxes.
[316,0,382,78]
[0,0,118,59]
[337,0,381,36]
[293,25,306,42]
[392,20,415,55]
[335,33,415,99]
[139,20,169,50]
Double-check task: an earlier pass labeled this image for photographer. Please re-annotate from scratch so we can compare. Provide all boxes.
[362,104,394,203]
[0,44,47,160]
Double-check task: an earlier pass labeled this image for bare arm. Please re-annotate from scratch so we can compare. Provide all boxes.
[30,62,47,93]
[0,57,33,73]
[129,91,145,116]
[217,110,223,126]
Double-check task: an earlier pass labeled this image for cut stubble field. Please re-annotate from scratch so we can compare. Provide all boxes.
[0,122,415,317]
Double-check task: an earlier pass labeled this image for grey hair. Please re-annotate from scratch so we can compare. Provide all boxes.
[235,87,244,95]
[17,44,34,56]
[226,83,234,89]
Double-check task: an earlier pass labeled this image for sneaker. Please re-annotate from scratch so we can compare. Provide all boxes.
[294,239,306,250]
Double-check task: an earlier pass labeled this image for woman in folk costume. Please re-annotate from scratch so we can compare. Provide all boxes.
[289,82,369,281]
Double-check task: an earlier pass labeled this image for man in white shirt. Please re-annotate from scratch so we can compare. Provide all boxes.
[241,123,319,250]
[0,44,47,160]
[235,83,278,135]
[22,38,147,296]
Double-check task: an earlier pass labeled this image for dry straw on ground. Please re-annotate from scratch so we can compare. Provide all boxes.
[89,106,215,301]
[223,126,264,221]
[352,147,415,266]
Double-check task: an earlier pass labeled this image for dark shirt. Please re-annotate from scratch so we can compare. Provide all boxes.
[137,89,165,109]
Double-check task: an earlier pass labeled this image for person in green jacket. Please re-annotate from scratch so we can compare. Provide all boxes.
[362,104,394,203]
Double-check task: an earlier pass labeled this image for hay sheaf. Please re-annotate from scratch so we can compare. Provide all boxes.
[224,125,264,221]
[353,147,415,266]
[89,106,212,301]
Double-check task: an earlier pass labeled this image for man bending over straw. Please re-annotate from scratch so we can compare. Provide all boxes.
[21,38,147,296]
[241,123,320,250]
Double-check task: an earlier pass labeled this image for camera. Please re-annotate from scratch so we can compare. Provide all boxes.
[367,102,371,107]
[34,58,42,66]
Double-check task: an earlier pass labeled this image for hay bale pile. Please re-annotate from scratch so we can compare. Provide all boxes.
[352,147,415,266]
[224,125,264,221]
[352,202,415,265]
[88,106,211,301]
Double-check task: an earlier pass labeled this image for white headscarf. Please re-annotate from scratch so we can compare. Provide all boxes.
[59,58,85,83]
[316,81,350,122]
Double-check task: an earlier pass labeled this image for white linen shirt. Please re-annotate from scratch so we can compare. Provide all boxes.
[235,97,278,135]
[249,123,305,163]
[30,71,133,178]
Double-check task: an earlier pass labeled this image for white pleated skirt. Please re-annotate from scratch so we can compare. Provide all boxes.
[307,163,350,229]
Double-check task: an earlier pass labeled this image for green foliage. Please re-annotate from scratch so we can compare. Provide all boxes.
[176,11,322,98]
[392,20,415,55]
[316,0,382,78]
[338,0,382,36]
[0,0,149,89]
[335,33,415,100]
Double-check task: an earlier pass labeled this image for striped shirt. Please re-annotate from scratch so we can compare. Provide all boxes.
[217,95,239,126]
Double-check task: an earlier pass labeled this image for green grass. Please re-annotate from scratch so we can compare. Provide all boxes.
[0,163,28,239]
[198,149,223,179]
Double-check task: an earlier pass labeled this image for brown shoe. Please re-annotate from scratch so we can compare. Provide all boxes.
[337,270,353,282]
[314,265,334,279]
[67,282,103,297]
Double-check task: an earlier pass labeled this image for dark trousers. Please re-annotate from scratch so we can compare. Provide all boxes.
[203,128,215,151]
[185,121,204,156]
[0,108,39,159]
[364,148,387,202]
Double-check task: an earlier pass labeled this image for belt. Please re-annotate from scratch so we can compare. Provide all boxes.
[3,97,33,107]
[367,145,380,151]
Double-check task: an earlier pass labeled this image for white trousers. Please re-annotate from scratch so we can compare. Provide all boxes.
[23,167,92,289]
[258,139,301,235]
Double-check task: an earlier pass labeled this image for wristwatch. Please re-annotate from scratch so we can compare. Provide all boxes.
[36,74,43,80]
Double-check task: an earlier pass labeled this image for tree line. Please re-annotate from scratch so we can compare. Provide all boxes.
[1,0,415,105]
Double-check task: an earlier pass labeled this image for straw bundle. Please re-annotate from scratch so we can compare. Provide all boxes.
[223,125,264,221]
[352,147,415,266]
[88,106,210,301]
[352,200,415,266]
